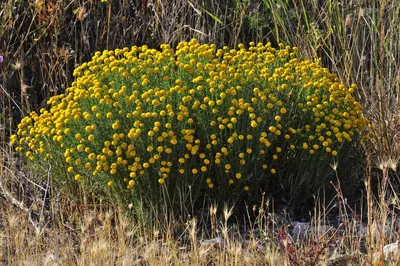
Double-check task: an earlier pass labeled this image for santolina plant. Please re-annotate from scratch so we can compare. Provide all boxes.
[10,40,368,210]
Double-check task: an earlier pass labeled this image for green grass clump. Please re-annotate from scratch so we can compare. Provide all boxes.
[10,39,368,212]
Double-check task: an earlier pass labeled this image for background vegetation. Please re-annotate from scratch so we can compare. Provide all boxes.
[1,0,400,265]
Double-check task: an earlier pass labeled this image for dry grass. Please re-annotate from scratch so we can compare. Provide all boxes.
[1,145,400,265]
[0,153,285,265]
[0,205,283,265]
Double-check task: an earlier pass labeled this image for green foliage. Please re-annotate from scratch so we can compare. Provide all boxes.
[11,40,368,214]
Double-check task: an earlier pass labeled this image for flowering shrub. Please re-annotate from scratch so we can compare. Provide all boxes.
[10,39,368,209]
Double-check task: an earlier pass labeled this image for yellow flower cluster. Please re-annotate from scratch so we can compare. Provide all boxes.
[10,39,368,196]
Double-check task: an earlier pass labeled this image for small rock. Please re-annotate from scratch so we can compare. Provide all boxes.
[291,221,309,240]
[358,224,394,239]
[327,253,360,266]
[372,242,400,263]
[291,222,334,240]
[308,225,335,237]
[201,237,224,249]
[243,239,267,251]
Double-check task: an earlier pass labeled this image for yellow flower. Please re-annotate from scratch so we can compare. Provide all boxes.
[269,126,276,133]
[112,122,119,130]
[147,146,154,152]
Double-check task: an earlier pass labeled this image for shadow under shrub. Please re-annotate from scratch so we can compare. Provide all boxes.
[11,40,369,217]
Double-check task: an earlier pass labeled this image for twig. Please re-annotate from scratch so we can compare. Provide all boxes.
[311,223,344,265]
[0,84,23,114]
[2,163,46,191]
[0,172,38,228]
[330,180,360,222]
[40,159,52,223]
